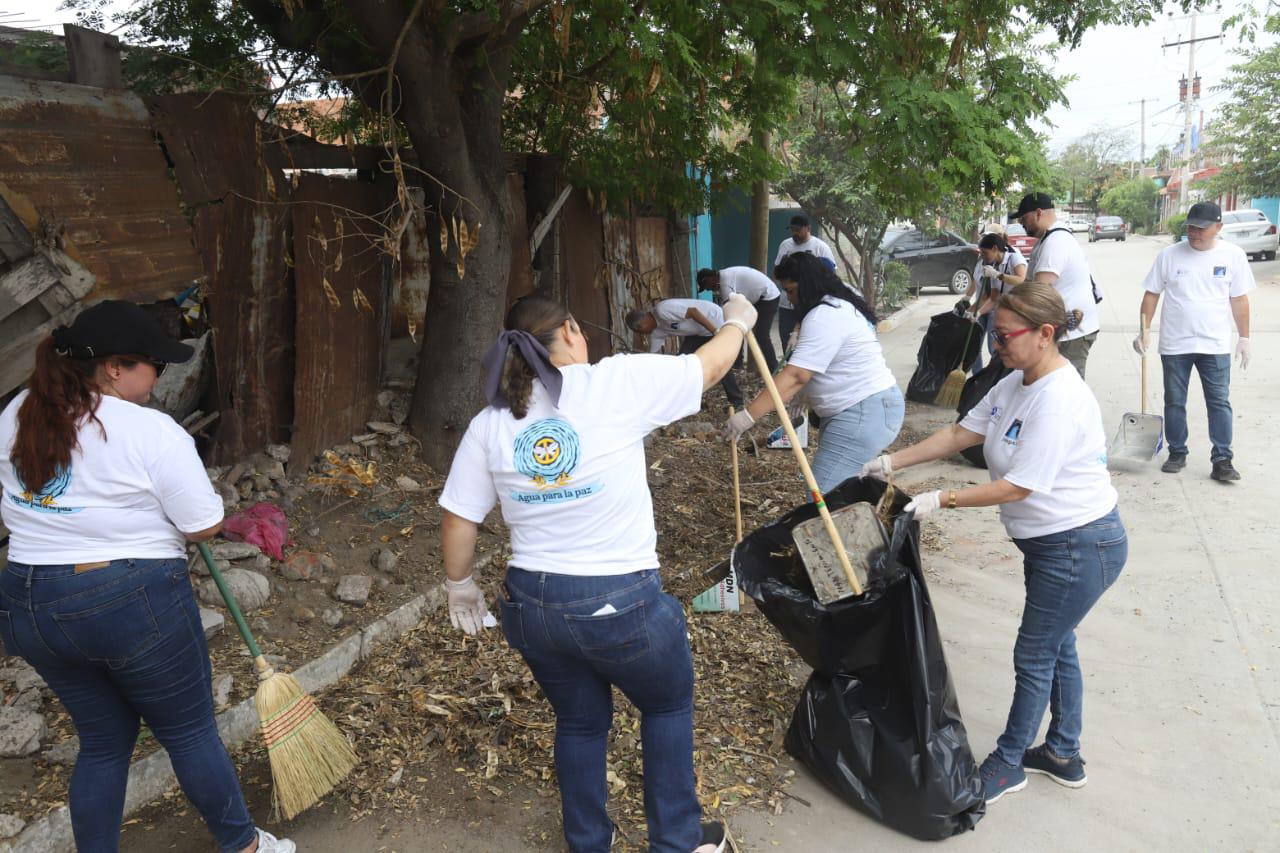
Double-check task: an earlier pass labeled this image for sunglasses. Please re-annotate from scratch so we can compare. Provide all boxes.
[989,326,1035,348]
[148,360,168,377]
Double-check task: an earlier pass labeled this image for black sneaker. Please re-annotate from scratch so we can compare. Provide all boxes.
[1022,744,1088,788]
[1161,452,1187,473]
[1211,459,1241,481]
[694,821,728,853]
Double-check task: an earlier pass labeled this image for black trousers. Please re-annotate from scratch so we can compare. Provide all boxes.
[778,306,798,358]
[753,297,780,374]
[679,335,744,408]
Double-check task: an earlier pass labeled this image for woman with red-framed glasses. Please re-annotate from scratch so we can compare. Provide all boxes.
[861,282,1127,807]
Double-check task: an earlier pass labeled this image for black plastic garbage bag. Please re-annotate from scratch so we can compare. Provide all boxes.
[906,311,984,403]
[733,478,985,840]
[955,353,1013,469]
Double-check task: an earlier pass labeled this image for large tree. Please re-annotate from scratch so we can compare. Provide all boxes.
[1100,176,1160,231]
[1203,14,1280,199]
[1053,124,1135,211]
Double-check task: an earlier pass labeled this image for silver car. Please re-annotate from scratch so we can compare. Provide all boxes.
[1219,209,1278,261]
[1089,216,1126,242]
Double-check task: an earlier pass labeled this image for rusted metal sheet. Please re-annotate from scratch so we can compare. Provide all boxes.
[290,172,390,466]
[561,189,611,361]
[0,75,204,303]
[147,93,295,462]
[505,171,533,302]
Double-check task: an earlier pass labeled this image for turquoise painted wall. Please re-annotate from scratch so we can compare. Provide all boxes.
[709,187,805,275]
[1249,196,1280,224]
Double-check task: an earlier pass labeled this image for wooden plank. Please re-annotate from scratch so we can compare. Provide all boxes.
[63,25,123,89]
[0,299,80,398]
[0,193,32,264]
[0,253,60,324]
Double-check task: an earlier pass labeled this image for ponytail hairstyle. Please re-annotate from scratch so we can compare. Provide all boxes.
[997,282,1083,342]
[774,251,877,326]
[978,232,1012,254]
[500,296,573,419]
[11,336,107,494]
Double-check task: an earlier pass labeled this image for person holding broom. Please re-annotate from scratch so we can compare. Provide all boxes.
[0,301,293,853]
[861,282,1127,804]
[722,252,903,493]
[438,293,756,853]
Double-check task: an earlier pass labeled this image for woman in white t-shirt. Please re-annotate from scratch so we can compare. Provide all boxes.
[862,282,1127,806]
[439,294,757,853]
[0,302,293,853]
[723,252,904,493]
[968,233,1027,373]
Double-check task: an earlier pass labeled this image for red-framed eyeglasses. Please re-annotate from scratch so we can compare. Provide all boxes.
[989,326,1036,348]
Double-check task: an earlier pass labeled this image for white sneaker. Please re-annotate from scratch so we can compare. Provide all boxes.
[253,829,297,853]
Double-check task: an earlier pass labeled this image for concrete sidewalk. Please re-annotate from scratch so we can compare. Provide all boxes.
[733,237,1280,851]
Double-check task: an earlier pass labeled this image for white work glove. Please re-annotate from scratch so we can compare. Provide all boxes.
[1132,334,1147,356]
[981,265,1001,280]
[905,490,942,520]
[445,575,492,636]
[860,454,893,483]
[721,293,758,332]
[722,408,755,442]
[1236,337,1250,371]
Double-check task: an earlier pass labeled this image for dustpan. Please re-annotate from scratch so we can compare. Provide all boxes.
[1109,317,1163,464]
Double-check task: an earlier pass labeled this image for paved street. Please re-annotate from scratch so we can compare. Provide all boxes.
[733,233,1280,851]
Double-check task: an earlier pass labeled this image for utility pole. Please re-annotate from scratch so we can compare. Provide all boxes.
[1162,12,1221,213]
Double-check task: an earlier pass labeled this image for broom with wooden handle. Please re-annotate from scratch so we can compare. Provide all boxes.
[197,542,357,819]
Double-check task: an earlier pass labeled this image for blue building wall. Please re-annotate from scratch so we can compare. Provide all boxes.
[709,187,804,275]
[1248,196,1280,224]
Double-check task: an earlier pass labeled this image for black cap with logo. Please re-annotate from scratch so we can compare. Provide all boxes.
[1014,192,1055,218]
[51,300,194,365]
[1185,201,1222,228]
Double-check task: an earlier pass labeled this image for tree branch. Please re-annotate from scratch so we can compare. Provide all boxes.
[446,0,555,51]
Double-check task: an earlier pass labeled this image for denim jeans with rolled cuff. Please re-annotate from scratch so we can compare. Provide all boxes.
[498,568,701,853]
[0,558,256,853]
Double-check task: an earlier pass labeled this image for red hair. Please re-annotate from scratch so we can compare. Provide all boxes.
[10,336,105,492]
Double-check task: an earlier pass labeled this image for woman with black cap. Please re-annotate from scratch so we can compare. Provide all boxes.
[438,293,757,853]
[0,301,293,853]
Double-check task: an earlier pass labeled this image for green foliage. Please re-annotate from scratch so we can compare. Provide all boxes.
[1166,213,1188,240]
[1100,177,1159,231]
[1203,14,1280,199]
[1052,125,1134,211]
[877,261,913,313]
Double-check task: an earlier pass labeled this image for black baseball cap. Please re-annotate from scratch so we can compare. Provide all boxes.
[51,300,194,364]
[1014,192,1055,218]
[789,213,810,228]
[1186,201,1222,228]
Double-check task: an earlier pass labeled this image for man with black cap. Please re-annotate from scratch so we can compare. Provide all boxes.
[773,213,837,352]
[1134,201,1253,481]
[1016,192,1101,377]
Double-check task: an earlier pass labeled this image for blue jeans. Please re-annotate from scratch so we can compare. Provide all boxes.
[971,312,994,375]
[0,559,255,853]
[811,386,905,494]
[994,508,1127,766]
[1161,353,1233,461]
[498,568,700,853]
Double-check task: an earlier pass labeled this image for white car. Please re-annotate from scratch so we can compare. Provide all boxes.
[1220,209,1278,261]
[1065,217,1091,233]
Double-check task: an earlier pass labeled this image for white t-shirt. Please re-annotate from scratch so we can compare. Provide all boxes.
[440,354,704,575]
[774,236,837,309]
[648,298,723,353]
[959,366,1117,539]
[0,392,224,563]
[1027,230,1099,341]
[718,266,780,304]
[1141,240,1255,355]
[786,298,898,418]
[974,248,1026,302]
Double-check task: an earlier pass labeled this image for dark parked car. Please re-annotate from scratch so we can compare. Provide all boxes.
[1004,223,1038,255]
[875,229,980,294]
[1090,216,1126,242]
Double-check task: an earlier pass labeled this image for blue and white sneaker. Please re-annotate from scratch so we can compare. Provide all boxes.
[1022,744,1088,788]
[979,754,1027,803]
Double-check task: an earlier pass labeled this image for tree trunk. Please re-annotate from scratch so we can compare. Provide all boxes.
[748,127,771,273]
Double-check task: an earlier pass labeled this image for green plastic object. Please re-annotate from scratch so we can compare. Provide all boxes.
[196,541,263,659]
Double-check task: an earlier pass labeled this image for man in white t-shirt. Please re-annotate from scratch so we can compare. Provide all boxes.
[1017,193,1101,378]
[696,266,781,372]
[625,298,743,407]
[773,214,837,349]
[1135,201,1254,482]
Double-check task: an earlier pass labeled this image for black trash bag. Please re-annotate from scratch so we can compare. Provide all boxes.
[906,311,984,403]
[955,353,1013,469]
[733,478,985,840]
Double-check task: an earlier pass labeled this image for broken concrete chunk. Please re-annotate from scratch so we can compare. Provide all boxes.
[0,812,26,839]
[0,707,47,757]
[199,608,225,640]
[199,570,271,613]
[212,673,234,710]
[394,475,421,492]
[281,550,325,581]
[210,541,262,561]
[334,575,372,605]
[373,549,399,573]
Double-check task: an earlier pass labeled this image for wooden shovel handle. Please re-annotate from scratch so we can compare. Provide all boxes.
[728,406,744,543]
[1140,315,1148,415]
[743,334,863,597]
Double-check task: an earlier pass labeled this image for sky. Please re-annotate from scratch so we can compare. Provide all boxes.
[4,0,1274,162]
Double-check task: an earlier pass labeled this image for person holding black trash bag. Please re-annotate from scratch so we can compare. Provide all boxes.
[861,282,1127,804]
[723,252,903,493]
[438,294,757,853]
[0,301,295,853]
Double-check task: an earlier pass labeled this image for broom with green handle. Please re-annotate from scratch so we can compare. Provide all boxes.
[196,542,357,819]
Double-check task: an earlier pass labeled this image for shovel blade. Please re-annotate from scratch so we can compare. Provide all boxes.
[791,503,885,605]
[1108,411,1165,464]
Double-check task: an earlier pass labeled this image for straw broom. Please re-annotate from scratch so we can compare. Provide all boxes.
[197,542,357,819]
[935,312,980,409]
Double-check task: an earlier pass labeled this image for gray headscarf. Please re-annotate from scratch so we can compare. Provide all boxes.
[481,329,563,409]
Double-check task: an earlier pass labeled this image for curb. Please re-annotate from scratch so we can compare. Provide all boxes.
[876,297,933,335]
[4,586,445,853]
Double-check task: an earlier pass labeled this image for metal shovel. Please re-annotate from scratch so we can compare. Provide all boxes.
[1109,316,1164,464]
